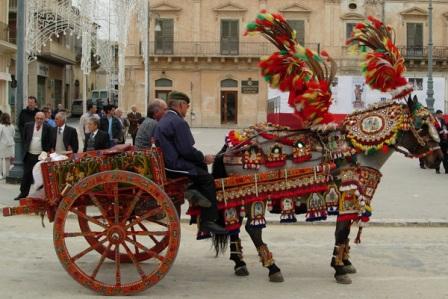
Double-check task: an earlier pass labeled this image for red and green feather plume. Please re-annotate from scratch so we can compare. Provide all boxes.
[245,10,336,127]
[346,16,413,99]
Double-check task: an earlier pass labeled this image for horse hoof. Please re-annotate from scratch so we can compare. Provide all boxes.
[235,265,249,276]
[269,271,284,283]
[335,274,352,284]
[343,264,357,274]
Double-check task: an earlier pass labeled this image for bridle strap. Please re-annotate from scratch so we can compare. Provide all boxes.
[392,145,440,159]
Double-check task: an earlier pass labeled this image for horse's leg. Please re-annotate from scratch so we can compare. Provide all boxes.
[331,220,352,284]
[245,223,284,282]
[229,233,249,276]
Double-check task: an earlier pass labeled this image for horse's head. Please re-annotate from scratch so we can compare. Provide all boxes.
[396,95,443,169]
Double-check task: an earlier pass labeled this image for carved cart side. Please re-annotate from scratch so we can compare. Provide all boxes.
[3,146,188,295]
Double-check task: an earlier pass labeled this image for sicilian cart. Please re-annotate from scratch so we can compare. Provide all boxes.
[3,145,189,295]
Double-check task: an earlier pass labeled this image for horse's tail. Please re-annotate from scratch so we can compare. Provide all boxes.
[211,233,230,257]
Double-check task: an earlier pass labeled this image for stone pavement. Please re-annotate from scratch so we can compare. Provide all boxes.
[1,126,447,225]
[0,219,447,299]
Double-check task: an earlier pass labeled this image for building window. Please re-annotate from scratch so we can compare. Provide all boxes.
[346,23,356,39]
[220,19,239,55]
[155,19,174,54]
[288,20,305,45]
[220,79,238,88]
[155,78,173,87]
[406,23,423,56]
[155,78,173,101]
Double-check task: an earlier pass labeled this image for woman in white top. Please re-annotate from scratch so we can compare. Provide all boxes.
[0,113,15,179]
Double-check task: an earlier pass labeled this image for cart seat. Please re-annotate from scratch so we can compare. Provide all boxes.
[103,144,133,154]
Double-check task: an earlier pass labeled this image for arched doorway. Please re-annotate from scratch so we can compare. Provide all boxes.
[155,78,173,101]
[220,79,238,124]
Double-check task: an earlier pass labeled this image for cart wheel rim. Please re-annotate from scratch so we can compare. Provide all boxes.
[53,170,180,295]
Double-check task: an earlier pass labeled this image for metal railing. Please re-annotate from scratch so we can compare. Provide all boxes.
[397,46,448,60]
[147,41,321,57]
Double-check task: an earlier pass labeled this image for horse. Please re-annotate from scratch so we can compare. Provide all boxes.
[207,97,443,284]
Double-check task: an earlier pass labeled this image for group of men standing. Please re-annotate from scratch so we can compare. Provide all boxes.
[15,97,78,200]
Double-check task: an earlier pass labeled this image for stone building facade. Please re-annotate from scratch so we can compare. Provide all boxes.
[123,0,448,127]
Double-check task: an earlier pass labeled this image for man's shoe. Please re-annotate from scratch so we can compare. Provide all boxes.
[436,169,441,174]
[14,194,25,201]
[185,189,211,208]
[420,164,426,169]
[200,221,227,235]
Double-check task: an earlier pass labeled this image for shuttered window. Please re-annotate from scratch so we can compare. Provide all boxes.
[155,19,174,54]
[220,19,239,55]
[288,20,305,45]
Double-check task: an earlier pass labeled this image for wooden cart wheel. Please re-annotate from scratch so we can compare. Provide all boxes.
[53,170,180,295]
[77,204,169,263]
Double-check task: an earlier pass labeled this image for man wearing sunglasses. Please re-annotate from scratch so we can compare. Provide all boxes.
[154,91,226,235]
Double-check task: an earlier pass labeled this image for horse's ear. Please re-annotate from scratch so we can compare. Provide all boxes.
[413,95,419,105]
[407,94,414,111]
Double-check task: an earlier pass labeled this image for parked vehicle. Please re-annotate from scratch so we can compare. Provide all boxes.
[70,99,83,116]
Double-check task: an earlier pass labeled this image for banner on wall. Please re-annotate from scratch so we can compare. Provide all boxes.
[268,76,446,115]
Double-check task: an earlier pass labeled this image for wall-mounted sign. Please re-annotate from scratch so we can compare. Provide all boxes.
[38,63,49,77]
[242,79,259,94]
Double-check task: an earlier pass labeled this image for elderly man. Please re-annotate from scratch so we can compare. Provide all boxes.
[84,117,110,152]
[15,112,54,200]
[79,103,99,135]
[54,112,79,154]
[115,108,130,144]
[135,99,167,149]
[127,105,142,145]
[154,92,226,235]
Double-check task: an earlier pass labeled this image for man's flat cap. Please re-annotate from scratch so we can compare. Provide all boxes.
[168,91,190,103]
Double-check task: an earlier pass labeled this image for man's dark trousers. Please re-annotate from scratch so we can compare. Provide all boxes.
[19,153,39,197]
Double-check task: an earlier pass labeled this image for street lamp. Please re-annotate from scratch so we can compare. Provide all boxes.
[426,0,435,113]
[6,0,26,183]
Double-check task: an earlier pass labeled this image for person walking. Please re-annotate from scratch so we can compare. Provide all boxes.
[54,112,79,154]
[0,113,15,179]
[127,105,142,145]
[15,112,54,200]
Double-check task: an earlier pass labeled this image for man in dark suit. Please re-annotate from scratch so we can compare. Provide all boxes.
[127,105,142,145]
[15,112,54,200]
[435,110,448,174]
[99,105,122,146]
[84,117,110,152]
[18,96,39,134]
[54,112,79,154]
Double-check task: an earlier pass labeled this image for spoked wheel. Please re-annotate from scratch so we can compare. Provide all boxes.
[53,171,180,295]
[77,203,170,263]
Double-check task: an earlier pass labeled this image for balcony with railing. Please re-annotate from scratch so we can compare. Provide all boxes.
[397,46,448,61]
[40,41,77,64]
[145,41,321,58]
[0,21,16,53]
